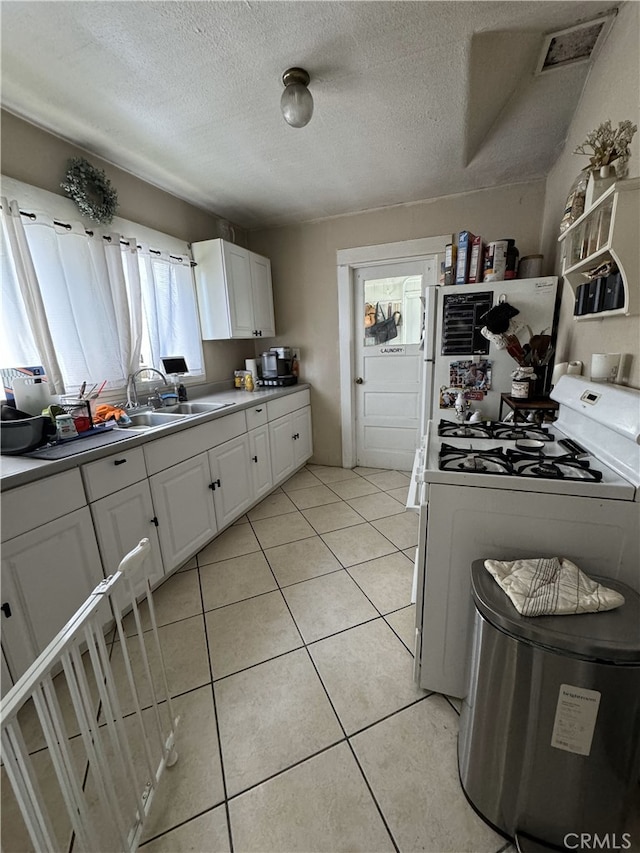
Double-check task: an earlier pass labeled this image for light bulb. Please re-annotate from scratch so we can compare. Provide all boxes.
[281,68,313,128]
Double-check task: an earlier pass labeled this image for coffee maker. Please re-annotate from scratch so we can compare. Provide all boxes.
[260,348,297,386]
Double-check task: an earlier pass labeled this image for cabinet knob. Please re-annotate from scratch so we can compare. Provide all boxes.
[150,516,159,527]
[355,377,364,385]
[113,458,127,466]
[252,455,258,462]
[1,602,12,618]
[209,479,222,490]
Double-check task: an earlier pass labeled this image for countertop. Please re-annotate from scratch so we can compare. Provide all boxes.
[1,384,310,491]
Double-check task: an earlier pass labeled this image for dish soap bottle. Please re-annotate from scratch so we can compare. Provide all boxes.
[177,383,188,402]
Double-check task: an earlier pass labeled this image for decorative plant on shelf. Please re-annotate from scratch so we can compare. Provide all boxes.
[573,119,637,176]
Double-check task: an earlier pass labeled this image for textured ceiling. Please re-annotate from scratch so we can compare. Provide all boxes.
[0,1,618,229]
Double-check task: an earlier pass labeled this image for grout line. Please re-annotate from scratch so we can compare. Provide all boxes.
[382,611,415,656]
[444,695,462,716]
[344,742,401,853]
[195,563,235,853]
[346,691,434,740]
[138,803,223,849]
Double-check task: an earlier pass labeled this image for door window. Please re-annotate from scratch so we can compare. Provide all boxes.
[363,275,422,347]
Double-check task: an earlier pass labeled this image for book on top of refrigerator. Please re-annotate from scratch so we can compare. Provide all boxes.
[456,231,476,285]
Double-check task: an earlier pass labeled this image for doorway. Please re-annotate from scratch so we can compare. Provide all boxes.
[355,262,426,469]
[337,236,447,471]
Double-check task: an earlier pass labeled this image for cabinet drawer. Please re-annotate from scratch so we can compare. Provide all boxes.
[245,403,268,430]
[144,410,247,475]
[267,389,310,422]
[1,469,86,542]
[82,447,147,502]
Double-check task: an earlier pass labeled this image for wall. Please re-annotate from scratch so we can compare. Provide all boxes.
[539,2,640,388]
[0,110,255,384]
[250,181,547,465]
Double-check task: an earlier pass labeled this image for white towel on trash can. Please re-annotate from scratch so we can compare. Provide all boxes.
[484,557,625,617]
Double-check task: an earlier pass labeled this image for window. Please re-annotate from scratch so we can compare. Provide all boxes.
[1,187,204,396]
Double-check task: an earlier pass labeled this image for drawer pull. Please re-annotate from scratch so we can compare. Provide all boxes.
[1,602,12,618]
[255,408,263,413]
[113,458,127,466]
[150,516,159,527]
[209,479,222,491]
[252,455,258,463]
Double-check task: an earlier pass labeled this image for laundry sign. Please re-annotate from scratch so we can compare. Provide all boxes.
[379,345,405,355]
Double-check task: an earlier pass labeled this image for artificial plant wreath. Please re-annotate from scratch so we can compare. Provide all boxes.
[60,157,119,224]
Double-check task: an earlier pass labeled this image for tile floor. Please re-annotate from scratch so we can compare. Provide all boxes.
[2,465,514,853]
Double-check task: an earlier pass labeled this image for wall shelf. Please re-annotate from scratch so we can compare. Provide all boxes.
[558,177,639,318]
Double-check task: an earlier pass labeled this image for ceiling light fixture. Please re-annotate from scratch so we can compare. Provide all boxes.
[281,67,313,128]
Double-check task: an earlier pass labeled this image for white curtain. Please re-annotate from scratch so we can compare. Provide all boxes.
[138,247,204,376]
[0,198,65,393]
[1,205,143,393]
[2,198,203,396]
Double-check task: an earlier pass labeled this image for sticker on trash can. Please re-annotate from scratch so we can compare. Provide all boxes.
[551,684,601,756]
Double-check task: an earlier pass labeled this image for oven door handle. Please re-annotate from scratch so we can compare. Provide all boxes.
[406,447,425,512]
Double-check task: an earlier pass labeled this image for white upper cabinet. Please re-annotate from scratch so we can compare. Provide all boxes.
[192,238,276,339]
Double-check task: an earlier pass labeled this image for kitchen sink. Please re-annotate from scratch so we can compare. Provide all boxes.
[167,402,232,415]
[126,411,189,428]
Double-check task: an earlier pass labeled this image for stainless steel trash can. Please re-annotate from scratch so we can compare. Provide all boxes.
[458,559,640,852]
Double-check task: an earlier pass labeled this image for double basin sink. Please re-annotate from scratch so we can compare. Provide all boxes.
[122,401,232,431]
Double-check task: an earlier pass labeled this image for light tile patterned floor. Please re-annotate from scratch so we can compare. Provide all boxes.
[2,465,513,853]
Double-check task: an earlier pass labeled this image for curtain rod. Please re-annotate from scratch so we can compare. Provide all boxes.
[2,204,197,267]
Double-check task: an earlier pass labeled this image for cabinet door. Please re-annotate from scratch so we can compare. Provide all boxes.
[250,252,275,337]
[223,242,255,338]
[208,434,254,528]
[150,453,218,572]
[248,425,273,501]
[269,414,295,484]
[91,481,164,613]
[292,406,313,466]
[1,507,103,681]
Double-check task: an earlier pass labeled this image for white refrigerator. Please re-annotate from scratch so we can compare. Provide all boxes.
[422,277,559,424]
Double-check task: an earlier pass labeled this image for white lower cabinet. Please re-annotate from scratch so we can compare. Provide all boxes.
[149,453,218,572]
[269,405,313,482]
[208,434,254,528]
[292,406,313,466]
[0,391,313,684]
[90,481,165,611]
[1,507,103,681]
[248,425,273,501]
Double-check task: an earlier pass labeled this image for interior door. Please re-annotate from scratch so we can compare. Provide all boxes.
[355,260,436,470]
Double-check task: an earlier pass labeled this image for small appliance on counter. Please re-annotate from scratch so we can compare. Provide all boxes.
[258,347,298,387]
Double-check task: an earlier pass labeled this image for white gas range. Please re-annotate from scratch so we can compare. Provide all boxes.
[408,375,640,698]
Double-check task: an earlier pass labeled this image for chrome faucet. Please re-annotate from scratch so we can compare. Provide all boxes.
[127,368,168,409]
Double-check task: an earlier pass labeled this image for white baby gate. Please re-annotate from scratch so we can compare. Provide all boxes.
[1,538,180,852]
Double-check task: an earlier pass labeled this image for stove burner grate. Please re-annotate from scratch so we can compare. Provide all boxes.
[491,423,554,442]
[437,419,553,442]
[437,420,493,439]
[507,451,603,482]
[439,443,511,475]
